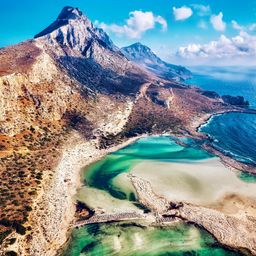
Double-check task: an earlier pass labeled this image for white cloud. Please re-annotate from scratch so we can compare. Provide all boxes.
[210,12,226,31]
[232,20,244,31]
[191,4,211,16]
[95,11,167,39]
[249,23,256,31]
[198,20,208,29]
[231,20,256,33]
[155,15,168,31]
[173,6,193,21]
[176,31,256,64]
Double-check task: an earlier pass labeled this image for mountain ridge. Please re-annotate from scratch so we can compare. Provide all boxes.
[33,6,157,95]
[121,42,192,81]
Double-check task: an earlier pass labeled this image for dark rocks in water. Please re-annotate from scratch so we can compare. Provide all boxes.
[81,241,97,253]
[201,90,220,99]
[118,222,147,229]
[76,201,94,220]
[221,95,249,107]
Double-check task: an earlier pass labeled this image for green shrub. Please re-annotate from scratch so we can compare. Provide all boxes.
[8,238,16,245]
[5,251,18,256]
[0,229,12,243]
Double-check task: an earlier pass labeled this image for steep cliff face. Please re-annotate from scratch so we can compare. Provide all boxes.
[34,6,117,52]
[121,42,192,81]
[0,6,239,256]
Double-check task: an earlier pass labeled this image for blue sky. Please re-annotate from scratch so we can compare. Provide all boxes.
[1,0,256,65]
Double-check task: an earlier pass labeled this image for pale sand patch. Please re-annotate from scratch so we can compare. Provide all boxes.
[77,186,141,213]
[111,172,137,198]
[210,193,256,217]
[113,236,122,252]
[128,158,256,206]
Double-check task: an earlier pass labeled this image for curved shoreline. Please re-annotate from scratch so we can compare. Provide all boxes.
[63,125,256,255]
[60,110,256,256]
[129,175,256,255]
[3,131,145,256]
[191,110,256,174]
[195,108,256,134]
[7,110,256,256]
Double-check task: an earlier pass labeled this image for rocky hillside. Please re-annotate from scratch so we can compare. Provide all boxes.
[0,6,242,256]
[34,7,155,95]
[121,42,192,81]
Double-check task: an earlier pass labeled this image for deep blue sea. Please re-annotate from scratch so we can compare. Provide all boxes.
[187,66,256,108]
[186,66,256,165]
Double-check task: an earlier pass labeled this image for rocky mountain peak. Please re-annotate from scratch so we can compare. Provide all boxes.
[121,43,192,81]
[34,6,117,53]
[130,42,150,51]
[35,6,93,38]
[122,42,161,64]
[57,6,83,20]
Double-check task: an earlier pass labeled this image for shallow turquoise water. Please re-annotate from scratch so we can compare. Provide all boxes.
[63,222,242,256]
[84,136,212,200]
[63,67,256,255]
[63,136,249,256]
[239,171,256,183]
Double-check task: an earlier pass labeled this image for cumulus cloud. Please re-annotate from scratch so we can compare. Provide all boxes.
[210,12,226,31]
[176,31,256,63]
[248,23,256,31]
[95,11,167,39]
[232,20,244,31]
[173,6,193,21]
[231,20,256,33]
[198,20,208,29]
[191,4,211,16]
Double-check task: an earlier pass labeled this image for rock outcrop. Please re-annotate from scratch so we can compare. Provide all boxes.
[131,175,256,255]
[222,95,249,107]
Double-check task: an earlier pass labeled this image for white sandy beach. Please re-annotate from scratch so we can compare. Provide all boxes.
[130,158,256,206]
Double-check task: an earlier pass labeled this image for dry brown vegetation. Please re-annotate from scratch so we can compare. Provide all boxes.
[0,41,41,76]
[0,120,67,243]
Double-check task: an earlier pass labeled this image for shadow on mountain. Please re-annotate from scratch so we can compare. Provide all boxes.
[63,110,95,140]
[58,56,148,96]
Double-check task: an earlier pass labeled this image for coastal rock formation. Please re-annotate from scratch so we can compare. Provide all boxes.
[222,95,249,107]
[130,175,256,255]
[121,42,192,81]
[201,90,220,99]
[0,6,252,256]
[198,90,250,108]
